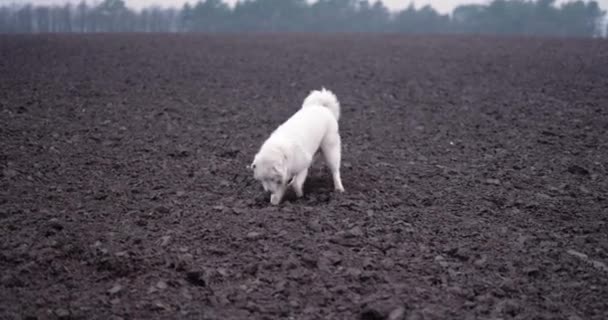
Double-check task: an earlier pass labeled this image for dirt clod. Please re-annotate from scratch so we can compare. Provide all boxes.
[567,165,590,176]
[54,308,70,319]
[185,271,206,287]
[108,284,123,295]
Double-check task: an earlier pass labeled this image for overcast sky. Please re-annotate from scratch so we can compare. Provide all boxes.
[5,0,608,14]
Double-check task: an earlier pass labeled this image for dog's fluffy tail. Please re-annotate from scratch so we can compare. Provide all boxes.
[301,87,340,121]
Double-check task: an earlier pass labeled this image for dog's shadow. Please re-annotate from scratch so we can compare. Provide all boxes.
[282,174,334,203]
[247,167,338,207]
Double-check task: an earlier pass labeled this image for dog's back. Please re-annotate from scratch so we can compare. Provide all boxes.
[270,89,340,156]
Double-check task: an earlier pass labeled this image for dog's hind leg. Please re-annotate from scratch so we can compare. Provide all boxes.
[292,169,308,198]
[321,133,345,192]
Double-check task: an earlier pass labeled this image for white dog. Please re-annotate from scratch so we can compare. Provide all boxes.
[250,88,345,205]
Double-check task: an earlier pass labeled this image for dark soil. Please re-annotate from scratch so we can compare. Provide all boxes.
[1,34,607,320]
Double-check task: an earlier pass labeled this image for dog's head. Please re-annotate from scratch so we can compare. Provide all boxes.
[248,153,288,194]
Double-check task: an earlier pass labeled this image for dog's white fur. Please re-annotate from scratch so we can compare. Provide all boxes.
[250,88,344,205]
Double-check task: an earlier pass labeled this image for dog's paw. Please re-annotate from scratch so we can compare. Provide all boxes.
[335,186,345,193]
[270,194,281,205]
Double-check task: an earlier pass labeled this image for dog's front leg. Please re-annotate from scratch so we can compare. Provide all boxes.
[270,184,287,205]
[292,169,308,198]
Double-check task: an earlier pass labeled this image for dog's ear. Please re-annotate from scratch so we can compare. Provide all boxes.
[271,163,281,175]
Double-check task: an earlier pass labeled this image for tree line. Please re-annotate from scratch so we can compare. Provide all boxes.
[0,0,605,37]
